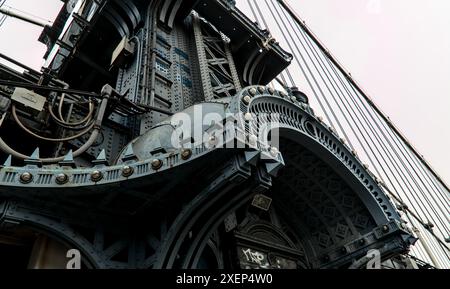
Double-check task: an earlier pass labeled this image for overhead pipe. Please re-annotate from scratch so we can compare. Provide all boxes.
[0,5,52,28]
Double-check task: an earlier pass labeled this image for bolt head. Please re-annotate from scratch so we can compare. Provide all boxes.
[270,146,279,157]
[244,113,253,121]
[243,95,252,104]
[258,86,265,94]
[248,134,258,146]
[249,88,257,96]
[208,135,218,146]
[181,149,192,160]
[359,239,366,245]
[317,116,323,123]
[56,173,68,184]
[91,170,103,182]
[151,159,163,170]
[280,91,287,98]
[291,96,297,102]
[268,87,275,95]
[20,172,33,184]
[382,225,390,233]
[122,166,134,177]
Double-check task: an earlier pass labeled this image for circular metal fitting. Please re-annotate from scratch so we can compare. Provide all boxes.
[243,95,252,104]
[151,159,163,171]
[249,87,257,96]
[55,173,69,185]
[181,149,192,160]
[270,146,279,157]
[20,172,33,184]
[244,113,253,121]
[268,87,275,95]
[91,170,103,182]
[122,166,134,177]
[208,135,218,146]
[248,134,258,146]
[257,86,265,94]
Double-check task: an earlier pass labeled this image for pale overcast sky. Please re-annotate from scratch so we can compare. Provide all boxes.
[0,0,448,183]
[284,0,450,184]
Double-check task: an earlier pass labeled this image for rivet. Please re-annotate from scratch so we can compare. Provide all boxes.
[249,87,257,96]
[244,112,253,121]
[209,135,218,146]
[151,159,163,170]
[122,166,134,177]
[91,170,103,182]
[280,91,287,98]
[181,149,192,160]
[55,173,68,184]
[291,96,297,102]
[359,239,366,245]
[243,95,251,104]
[248,134,258,146]
[268,87,274,95]
[20,172,33,184]
[318,116,323,123]
[270,146,279,157]
[382,225,390,233]
[258,86,265,94]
